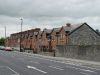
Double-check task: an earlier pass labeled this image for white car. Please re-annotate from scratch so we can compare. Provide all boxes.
[5,47,13,51]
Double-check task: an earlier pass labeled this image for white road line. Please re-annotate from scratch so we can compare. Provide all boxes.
[27,66,47,74]
[7,67,20,75]
[77,65,100,71]
[31,56,68,64]
[66,66,95,73]
[80,72,90,75]
[29,61,40,64]
[29,56,80,65]
[30,56,100,71]
[17,52,100,72]
[49,66,64,70]
[52,65,64,69]
[0,66,19,75]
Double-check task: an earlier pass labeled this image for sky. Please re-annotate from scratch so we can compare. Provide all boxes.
[0,0,100,37]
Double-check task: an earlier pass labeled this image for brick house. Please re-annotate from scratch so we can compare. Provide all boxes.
[5,23,81,52]
[50,23,75,50]
[5,28,40,51]
[32,31,39,53]
[27,29,34,49]
[24,28,40,53]
[36,31,42,52]
[40,28,52,52]
[51,27,61,47]
[10,33,18,47]
[22,31,28,49]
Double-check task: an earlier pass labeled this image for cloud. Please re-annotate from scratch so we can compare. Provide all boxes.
[0,0,100,37]
[0,0,100,18]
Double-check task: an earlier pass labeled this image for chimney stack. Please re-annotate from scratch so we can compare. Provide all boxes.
[66,23,71,27]
[34,28,40,31]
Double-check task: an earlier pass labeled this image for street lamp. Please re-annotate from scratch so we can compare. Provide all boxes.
[20,18,23,52]
[4,26,6,47]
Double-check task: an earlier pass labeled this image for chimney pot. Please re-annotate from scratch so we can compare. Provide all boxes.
[66,23,71,27]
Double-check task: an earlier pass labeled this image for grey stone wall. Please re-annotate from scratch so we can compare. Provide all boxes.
[38,52,54,56]
[56,24,100,62]
[68,24,100,45]
[56,45,100,62]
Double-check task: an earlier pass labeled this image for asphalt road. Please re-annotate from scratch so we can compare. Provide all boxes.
[0,50,100,75]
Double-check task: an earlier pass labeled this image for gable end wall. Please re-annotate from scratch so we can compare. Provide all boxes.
[68,24,100,45]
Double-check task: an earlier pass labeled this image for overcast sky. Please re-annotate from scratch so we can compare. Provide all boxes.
[0,0,100,37]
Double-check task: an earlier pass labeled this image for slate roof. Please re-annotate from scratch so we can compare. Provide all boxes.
[43,28,52,34]
[63,23,83,32]
[38,31,42,35]
[53,27,61,32]
[67,22,100,36]
[51,23,82,33]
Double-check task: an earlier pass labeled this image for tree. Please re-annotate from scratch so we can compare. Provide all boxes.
[0,37,5,46]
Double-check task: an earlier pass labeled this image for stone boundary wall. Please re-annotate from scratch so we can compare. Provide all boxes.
[56,45,100,62]
[38,52,54,56]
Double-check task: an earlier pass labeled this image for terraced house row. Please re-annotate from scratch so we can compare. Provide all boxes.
[5,22,100,54]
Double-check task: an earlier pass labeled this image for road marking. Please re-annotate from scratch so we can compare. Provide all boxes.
[66,66,95,73]
[77,65,100,71]
[30,56,100,71]
[7,67,20,75]
[14,52,100,71]
[29,61,40,64]
[27,66,47,74]
[52,65,64,69]
[49,66,64,70]
[0,66,19,75]
[30,56,68,64]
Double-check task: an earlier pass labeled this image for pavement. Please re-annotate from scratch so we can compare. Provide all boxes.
[0,50,100,75]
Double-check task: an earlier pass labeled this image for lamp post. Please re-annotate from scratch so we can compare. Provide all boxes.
[20,18,23,52]
[4,26,6,47]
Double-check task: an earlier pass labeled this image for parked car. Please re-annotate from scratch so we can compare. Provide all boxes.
[5,47,13,51]
[0,46,5,50]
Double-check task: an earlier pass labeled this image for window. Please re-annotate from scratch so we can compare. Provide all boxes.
[60,34,64,40]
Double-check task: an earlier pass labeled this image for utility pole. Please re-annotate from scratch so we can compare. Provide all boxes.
[20,18,23,52]
[4,26,6,47]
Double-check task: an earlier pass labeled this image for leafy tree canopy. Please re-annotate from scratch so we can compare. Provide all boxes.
[0,37,5,46]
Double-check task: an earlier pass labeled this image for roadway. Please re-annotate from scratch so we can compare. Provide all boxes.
[0,50,100,75]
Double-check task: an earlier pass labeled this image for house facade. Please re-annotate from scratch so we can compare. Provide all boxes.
[40,28,52,52]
